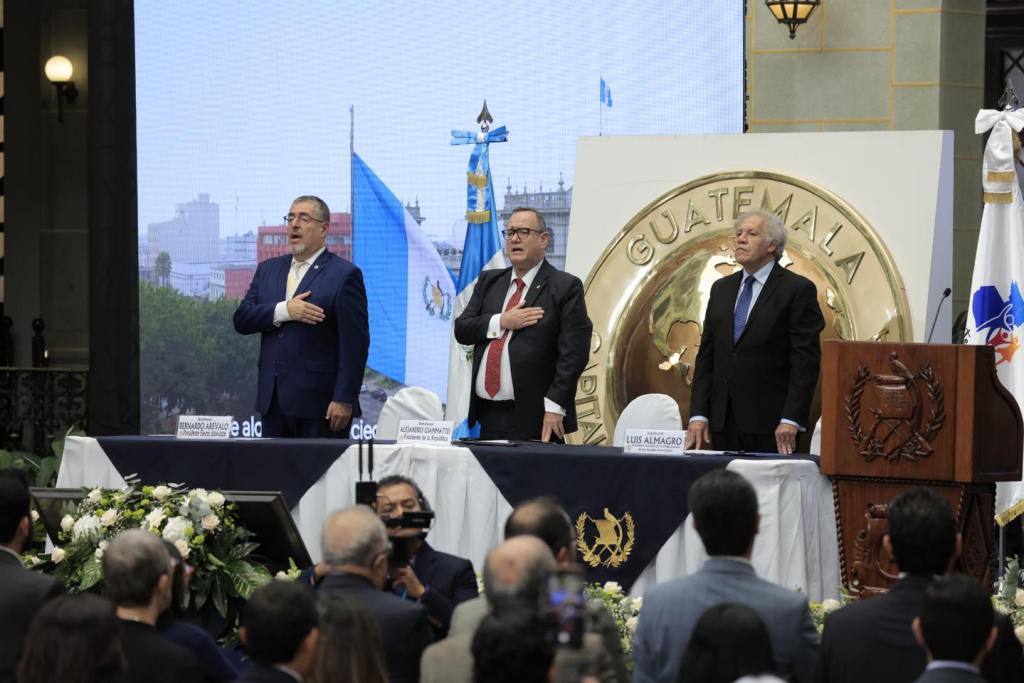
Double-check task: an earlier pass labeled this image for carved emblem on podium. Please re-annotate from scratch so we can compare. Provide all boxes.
[850,502,900,597]
[845,352,945,463]
[575,508,635,568]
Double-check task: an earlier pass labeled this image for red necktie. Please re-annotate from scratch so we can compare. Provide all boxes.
[484,278,526,398]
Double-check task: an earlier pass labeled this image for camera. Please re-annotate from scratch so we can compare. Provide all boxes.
[383,510,434,568]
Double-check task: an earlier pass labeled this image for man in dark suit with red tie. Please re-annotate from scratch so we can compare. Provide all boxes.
[687,209,824,454]
[233,195,369,438]
[454,207,592,442]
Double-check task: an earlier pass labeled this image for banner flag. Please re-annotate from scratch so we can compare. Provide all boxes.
[600,78,612,107]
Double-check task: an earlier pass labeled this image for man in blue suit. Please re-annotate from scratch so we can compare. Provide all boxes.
[233,195,369,438]
[632,469,818,683]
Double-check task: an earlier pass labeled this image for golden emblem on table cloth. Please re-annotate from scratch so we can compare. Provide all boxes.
[575,508,635,568]
[572,171,912,446]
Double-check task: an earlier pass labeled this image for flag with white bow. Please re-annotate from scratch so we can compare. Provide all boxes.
[967,107,1024,524]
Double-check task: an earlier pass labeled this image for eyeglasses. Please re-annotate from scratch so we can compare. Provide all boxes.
[501,227,545,240]
[283,212,327,225]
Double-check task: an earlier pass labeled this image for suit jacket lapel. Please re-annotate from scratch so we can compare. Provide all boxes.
[719,271,742,341]
[296,250,332,293]
[523,260,551,307]
[736,262,784,344]
[484,267,514,314]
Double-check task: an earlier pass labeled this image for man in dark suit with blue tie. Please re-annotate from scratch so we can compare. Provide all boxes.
[687,209,824,454]
[234,195,369,438]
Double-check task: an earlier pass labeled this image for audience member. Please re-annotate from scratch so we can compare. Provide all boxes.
[316,505,432,683]
[309,593,388,683]
[420,536,616,683]
[470,610,555,683]
[676,603,779,683]
[101,529,205,683]
[0,469,61,683]
[631,469,817,683]
[16,593,124,683]
[814,487,1024,683]
[450,496,627,683]
[375,475,478,637]
[911,575,997,683]
[236,580,319,683]
[157,540,240,682]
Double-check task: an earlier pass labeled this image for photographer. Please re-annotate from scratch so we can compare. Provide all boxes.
[375,475,478,638]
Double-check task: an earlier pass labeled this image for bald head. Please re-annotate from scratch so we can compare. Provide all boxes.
[483,536,555,613]
[321,505,388,568]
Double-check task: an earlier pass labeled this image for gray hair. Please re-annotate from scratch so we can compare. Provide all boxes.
[292,195,330,223]
[508,207,548,233]
[482,536,556,614]
[321,505,389,568]
[102,529,170,607]
[736,209,786,259]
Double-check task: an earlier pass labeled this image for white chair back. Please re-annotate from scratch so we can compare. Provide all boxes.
[375,386,444,440]
[809,417,823,455]
[612,393,682,447]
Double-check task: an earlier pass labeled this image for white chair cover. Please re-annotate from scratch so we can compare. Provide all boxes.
[809,417,823,455]
[612,393,682,447]
[375,386,444,440]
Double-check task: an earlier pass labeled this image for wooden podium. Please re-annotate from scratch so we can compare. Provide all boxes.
[821,341,1023,597]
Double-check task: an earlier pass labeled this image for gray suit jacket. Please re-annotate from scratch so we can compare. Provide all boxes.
[631,558,818,683]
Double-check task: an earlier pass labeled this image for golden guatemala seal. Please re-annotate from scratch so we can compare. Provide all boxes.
[572,171,912,445]
[576,508,635,568]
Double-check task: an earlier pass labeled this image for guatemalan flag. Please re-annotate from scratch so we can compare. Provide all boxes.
[445,125,509,437]
[353,152,455,400]
[966,107,1024,525]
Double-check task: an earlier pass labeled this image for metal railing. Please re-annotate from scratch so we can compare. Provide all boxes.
[0,367,88,454]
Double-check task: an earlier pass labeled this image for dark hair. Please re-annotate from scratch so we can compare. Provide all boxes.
[158,540,187,624]
[0,468,31,545]
[508,207,548,233]
[919,575,993,662]
[292,195,330,222]
[242,581,318,666]
[886,487,956,575]
[504,497,574,557]
[101,529,170,607]
[677,603,777,683]
[471,611,555,683]
[689,470,758,556]
[17,594,125,683]
[310,594,388,683]
[376,475,431,512]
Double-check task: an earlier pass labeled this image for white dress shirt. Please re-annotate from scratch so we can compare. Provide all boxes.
[474,263,565,415]
[273,246,326,326]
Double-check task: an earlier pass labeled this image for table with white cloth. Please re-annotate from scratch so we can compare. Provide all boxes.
[57,436,840,599]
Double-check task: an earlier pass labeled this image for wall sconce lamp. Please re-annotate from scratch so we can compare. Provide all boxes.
[44,55,78,123]
[765,0,821,39]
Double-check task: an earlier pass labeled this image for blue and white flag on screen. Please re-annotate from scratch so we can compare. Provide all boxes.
[353,152,455,400]
[600,78,612,107]
[446,126,509,437]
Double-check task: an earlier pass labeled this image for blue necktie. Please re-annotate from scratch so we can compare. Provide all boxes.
[733,275,756,343]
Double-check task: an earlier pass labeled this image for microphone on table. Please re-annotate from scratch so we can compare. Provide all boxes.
[926,287,952,343]
[355,437,378,506]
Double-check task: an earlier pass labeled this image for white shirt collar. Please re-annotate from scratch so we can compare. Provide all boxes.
[292,246,326,267]
[743,259,775,284]
[510,260,544,290]
[273,664,303,682]
[925,661,979,674]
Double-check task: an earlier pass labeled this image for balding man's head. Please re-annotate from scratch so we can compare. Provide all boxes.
[321,505,388,568]
[504,497,574,562]
[483,536,555,614]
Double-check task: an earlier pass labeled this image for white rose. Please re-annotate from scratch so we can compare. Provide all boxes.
[23,554,41,567]
[189,488,210,502]
[821,598,842,613]
[87,488,102,503]
[162,516,190,543]
[631,597,643,612]
[94,539,109,560]
[603,581,622,596]
[152,485,172,500]
[145,508,166,530]
[60,515,75,533]
[51,547,65,564]
[1014,590,1024,608]
[626,615,639,633]
[72,514,101,541]
[275,571,289,581]
[207,492,225,508]
[30,510,39,523]
[174,538,191,559]
[200,514,220,532]
[99,509,118,527]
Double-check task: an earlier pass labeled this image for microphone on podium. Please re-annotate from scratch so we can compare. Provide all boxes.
[926,287,953,343]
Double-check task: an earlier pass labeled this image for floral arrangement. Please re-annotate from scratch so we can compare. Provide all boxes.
[24,480,272,618]
[995,558,1024,645]
[808,597,844,634]
[586,581,642,667]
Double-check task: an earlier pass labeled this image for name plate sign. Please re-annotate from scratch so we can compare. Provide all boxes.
[176,415,233,440]
[623,429,687,455]
[397,420,455,445]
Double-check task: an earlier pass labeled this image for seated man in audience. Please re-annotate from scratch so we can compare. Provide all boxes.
[912,575,997,683]
[316,505,433,683]
[375,475,478,638]
[450,496,627,683]
[421,535,616,683]
[815,487,1023,683]
[101,529,204,683]
[0,469,61,683]
[236,580,319,683]
[631,469,818,683]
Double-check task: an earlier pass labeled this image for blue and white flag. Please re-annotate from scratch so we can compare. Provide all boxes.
[600,78,613,107]
[446,125,509,437]
[353,152,455,400]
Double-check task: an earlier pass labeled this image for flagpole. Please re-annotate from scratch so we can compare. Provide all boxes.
[599,78,603,136]
[350,105,355,241]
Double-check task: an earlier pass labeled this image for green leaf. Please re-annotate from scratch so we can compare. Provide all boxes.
[227,542,259,560]
[35,457,59,488]
[224,559,271,599]
[78,556,103,592]
[211,573,228,618]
